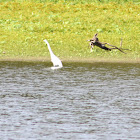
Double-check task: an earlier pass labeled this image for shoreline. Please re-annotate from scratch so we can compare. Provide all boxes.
[1,2,139,62]
[0,57,140,64]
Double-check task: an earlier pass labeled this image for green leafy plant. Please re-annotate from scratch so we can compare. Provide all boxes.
[0,0,139,62]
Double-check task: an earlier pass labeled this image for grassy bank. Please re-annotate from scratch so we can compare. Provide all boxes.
[0,0,140,62]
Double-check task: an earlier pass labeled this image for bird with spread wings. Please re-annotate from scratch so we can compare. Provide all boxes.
[87,33,128,54]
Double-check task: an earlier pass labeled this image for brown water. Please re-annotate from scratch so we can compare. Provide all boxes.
[0,62,140,140]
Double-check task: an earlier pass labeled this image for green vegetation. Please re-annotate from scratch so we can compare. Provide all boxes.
[0,0,140,62]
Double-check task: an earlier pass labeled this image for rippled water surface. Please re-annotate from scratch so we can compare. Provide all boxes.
[0,62,140,140]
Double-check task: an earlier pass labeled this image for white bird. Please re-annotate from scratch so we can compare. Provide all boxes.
[43,39,63,69]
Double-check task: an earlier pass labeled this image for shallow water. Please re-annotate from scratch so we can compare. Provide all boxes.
[0,62,140,140]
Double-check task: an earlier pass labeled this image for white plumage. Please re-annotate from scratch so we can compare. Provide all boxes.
[43,39,63,69]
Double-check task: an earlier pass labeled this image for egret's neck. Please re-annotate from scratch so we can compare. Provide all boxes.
[44,39,54,55]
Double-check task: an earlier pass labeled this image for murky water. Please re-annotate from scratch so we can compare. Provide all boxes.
[0,61,140,140]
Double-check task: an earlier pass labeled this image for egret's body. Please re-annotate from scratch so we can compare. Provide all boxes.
[43,39,63,69]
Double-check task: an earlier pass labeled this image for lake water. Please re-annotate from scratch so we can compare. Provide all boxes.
[0,61,140,140]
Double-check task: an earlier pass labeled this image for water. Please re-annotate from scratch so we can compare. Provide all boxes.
[0,61,140,140]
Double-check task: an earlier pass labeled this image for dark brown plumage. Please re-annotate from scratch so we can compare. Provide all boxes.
[87,33,127,53]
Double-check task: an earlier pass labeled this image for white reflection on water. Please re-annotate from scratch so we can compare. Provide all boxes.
[0,62,140,140]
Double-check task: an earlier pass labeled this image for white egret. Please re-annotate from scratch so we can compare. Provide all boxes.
[43,39,63,69]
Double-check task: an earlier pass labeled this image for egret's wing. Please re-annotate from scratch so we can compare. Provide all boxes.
[51,54,63,67]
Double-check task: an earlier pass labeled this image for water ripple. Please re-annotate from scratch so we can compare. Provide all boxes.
[0,62,140,140]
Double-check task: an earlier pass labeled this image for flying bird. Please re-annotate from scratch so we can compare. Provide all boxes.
[87,33,127,53]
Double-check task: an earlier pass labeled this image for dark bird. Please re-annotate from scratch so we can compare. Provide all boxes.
[87,33,127,53]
